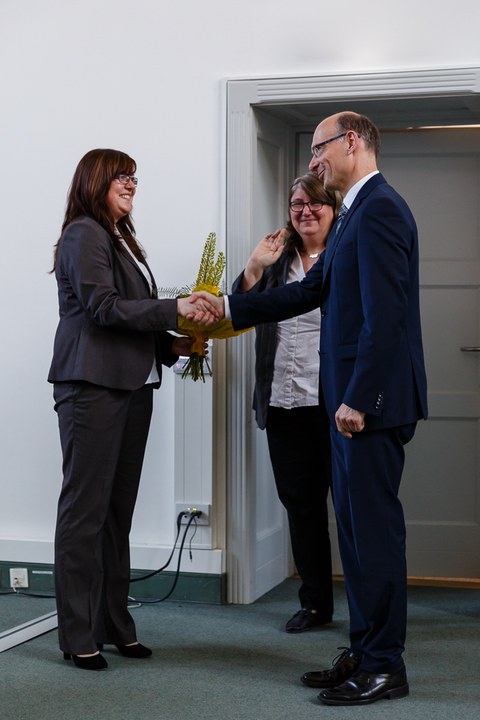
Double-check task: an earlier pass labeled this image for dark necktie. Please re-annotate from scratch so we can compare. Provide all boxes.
[335,203,348,234]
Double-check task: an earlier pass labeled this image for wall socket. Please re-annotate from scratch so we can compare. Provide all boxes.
[175,503,210,526]
[9,567,29,588]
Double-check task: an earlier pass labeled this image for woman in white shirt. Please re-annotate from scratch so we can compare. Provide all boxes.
[232,173,340,632]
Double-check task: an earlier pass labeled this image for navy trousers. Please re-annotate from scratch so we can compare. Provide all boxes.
[330,422,416,673]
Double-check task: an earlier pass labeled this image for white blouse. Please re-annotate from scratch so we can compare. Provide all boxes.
[269,250,321,409]
[118,237,160,385]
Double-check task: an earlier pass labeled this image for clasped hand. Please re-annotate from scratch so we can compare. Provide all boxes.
[176,229,286,325]
[177,292,224,326]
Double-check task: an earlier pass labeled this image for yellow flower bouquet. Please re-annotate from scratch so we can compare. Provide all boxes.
[160,232,251,381]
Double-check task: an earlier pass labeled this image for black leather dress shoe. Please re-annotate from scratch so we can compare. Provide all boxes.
[285,609,332,633]
[318,667,409,705]
[301,647,360,688]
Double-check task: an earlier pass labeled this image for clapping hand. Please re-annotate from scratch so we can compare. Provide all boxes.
[242,229,286,290]
[250,229,286,268]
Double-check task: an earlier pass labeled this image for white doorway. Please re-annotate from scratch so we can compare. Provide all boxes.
[224,67,480,602]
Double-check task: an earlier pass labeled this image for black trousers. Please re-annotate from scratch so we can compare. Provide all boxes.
[265,403,333,618]
[53,381,154,654]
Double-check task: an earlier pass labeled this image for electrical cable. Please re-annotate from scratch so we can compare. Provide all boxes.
[188,521,198,560]
[4,510,201,604]
[12,589,56,599]
[127,511,200,604]
[129,511,187,583]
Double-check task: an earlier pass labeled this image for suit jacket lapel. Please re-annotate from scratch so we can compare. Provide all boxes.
[322,173,386,282]
[117,242,156,297]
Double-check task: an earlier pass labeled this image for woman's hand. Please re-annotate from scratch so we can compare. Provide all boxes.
[241,229,286,290]
[177,294,221,325]
[172,336,207,357]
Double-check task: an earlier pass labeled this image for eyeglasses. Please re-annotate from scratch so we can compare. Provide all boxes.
[311,132,347,158]
[289,200,324,214]
[114,174,138,186]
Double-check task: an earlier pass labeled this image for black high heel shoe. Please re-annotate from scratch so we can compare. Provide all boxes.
[63,652,108,670]
[97,642,152,658]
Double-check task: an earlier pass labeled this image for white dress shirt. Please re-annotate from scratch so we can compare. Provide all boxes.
[269,250,320,409]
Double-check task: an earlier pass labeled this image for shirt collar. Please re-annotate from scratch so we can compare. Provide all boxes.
[342,170,379,209]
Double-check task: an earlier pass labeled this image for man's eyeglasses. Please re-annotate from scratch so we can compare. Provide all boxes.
[289,200,324,214]
[311,132,347,158]
[114,174,138,186]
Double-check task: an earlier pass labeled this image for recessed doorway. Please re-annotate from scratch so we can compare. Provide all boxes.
[224,67,480,602]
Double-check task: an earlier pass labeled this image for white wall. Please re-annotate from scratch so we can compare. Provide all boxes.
[1,0,479,566]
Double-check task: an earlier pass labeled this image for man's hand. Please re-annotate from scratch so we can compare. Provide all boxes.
[335,403,366,438]
[177,293,224,326]
[189,292,225,325]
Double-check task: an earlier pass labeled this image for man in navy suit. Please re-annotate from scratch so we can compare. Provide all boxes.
[190,112,427,705]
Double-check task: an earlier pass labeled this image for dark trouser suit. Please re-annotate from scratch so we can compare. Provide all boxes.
[330,422,416,673]
[266,403,333,619]
[53,381,154,655]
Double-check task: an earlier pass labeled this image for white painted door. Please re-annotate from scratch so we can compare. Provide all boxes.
[297,128,480,578]
[250,108,294,598]
[224,106,293,602]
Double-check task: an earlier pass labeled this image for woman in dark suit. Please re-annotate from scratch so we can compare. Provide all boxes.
[232,174,340,632]
[48,148,195,670]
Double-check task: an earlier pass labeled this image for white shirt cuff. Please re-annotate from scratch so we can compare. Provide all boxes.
[224,295,232,320]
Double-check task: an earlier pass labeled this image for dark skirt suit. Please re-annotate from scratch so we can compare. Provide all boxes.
[48,217,179,654]
[232,253,333,619]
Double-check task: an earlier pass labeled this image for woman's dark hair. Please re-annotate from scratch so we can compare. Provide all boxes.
[284,173,341,254]
[51,148,143,271]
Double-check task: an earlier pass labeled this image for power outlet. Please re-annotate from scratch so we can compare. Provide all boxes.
[175,503,210,526]
[9,567,29,588]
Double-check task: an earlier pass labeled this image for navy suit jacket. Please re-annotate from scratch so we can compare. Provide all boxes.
[48,216,179,391]
[229,173,428,430]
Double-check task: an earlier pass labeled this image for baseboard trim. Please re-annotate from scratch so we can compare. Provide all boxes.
[332,574,480,590]
[407,576,480,589]
[129,568,226,604]
[0,562,226,604]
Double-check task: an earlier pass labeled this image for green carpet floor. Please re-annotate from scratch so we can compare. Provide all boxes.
[1,579,479,719]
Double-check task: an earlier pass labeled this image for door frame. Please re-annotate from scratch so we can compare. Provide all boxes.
[223,65,480,603]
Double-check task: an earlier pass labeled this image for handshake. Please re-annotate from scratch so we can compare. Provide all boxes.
[177,292,226,326]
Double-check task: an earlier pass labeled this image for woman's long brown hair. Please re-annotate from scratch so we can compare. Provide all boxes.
[51,148,143,272]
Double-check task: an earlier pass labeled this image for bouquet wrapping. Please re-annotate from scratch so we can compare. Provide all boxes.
[161,233,251,381]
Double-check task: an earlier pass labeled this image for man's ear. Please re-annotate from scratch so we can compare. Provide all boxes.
[345,130,358,154]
